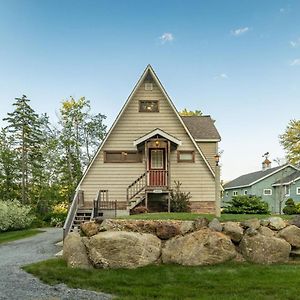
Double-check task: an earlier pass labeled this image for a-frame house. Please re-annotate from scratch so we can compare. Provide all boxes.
[63,65,221,237]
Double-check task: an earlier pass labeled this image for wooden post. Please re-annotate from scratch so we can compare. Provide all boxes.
[167,192,171,213]
[167,140,171,188]
[145,191,148,209]
[215,165,221,218]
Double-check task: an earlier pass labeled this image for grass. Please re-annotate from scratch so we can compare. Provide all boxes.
[24,258,300,300]
[119,212,293,222]
[0,228,43,245]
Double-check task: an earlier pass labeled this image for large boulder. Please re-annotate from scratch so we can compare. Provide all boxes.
[223,222,243,242]
[268,217,286,230]
[240,219,260,230]
[81,221,99,237]
[162,228,236,266]
[63,232,91,269]
[208,218,222,232]
[193,217,209,230]
[240,233,291,264]
[289,215,300,228]
[84,231,161,269]
[258,226,274,237]
[156,223,180,240]
[278,225,300,247]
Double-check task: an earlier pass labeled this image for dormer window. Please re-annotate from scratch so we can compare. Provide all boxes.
[139,100,159,112]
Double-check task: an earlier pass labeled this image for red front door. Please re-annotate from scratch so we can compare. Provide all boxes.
[148,148,166,186]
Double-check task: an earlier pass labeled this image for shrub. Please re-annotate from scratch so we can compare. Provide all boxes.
[0,200,34,232]
[131,206,149,215]
[170,181,191,212]
[40,202,68,227]
[283,198,298,215]
[223,195,269,214]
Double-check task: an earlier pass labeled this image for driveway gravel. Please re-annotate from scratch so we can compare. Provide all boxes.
[0,228,112,300]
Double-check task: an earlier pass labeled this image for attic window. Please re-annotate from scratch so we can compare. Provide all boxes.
[177,151,195,163]
[139,100,159,112]
[104,151,141,163]
[263,189,272,195]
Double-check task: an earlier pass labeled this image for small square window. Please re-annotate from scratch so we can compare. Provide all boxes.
[297,187,300,195]
[233,191,238,196]
[139,100,159,112]
[244,190,248,195]
[177,151,195,162]
[225,192,229,197]
[263,189,272,195]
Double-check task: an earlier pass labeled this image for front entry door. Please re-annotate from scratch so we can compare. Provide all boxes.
[148,148,166,186]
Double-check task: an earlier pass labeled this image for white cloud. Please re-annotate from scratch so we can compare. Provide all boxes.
[290,39,300,48]
[159,33,174,44]
[290,59,300,66]
[231,27,250,37]
[214,73,229,80]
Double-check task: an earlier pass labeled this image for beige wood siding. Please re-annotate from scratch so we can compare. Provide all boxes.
[80,78,216,205]
[197,142,218,171]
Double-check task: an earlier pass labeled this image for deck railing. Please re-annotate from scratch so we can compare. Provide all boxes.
[127,172,147,203]
[63,190,83,240]
[148,170,168,187]
[93,190,117,218]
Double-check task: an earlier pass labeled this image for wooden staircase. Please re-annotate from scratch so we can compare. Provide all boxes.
[127,192,146,210]
[70,208,93,232]
[127,172,147,211]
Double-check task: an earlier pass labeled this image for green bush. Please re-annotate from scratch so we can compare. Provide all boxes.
[0,200,34,232]
[170,181,191,212]
[223,195,269,214]
[283,198,298,215]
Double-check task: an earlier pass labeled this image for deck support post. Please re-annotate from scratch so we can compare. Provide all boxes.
[167,191,171,213]
[215,164,221,218]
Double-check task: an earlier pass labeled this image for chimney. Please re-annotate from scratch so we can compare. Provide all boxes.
[262,158,271,170]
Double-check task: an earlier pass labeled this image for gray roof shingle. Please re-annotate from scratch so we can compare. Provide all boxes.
[273,170,300,185]
[224,165,286,189]
[181,115,221,140]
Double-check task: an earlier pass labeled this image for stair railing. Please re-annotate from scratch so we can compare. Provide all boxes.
[93,190,117,218]
[63,189,83,240]
[126,172,147,204]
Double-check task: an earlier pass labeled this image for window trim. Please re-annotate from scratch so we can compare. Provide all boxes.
[139,100,159,112]
[177,150,195,163]
[263,188,272,196]
[244,190,248,195]
[297,187,300,195]
[233,191,238,196]
[104,151,141,163]
[285,185,290,196]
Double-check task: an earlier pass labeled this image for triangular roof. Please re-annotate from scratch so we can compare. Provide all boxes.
[224,164,299,190]
[133,128,182,146]
[272,170,300,186]
[78,65,215,189]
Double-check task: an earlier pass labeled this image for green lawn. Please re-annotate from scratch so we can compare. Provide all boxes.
[0,228,43,245]
[24,258,300,300]
[119,212,293,222]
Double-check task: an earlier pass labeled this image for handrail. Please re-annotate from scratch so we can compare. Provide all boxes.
[63,189,82,240]
[93,190,116,218]
[126,172,147,203]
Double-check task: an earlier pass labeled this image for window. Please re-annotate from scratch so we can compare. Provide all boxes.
[139,100,159,112]
[233,191,238,196]
[150,149,164,169]
[263,189,272,195]
[225,192,229,197]
[285,185,290,196]
[104,151,141,163]
[297,187,300,195]
[244,190,248,195]
[177,151,195,163]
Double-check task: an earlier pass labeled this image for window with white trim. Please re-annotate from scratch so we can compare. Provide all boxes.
[263,189,272,195]
[244,190,248,195]
[233,191,238,196]
[225,192,229,197]
[285,185,290,196]
[297,187,300,195]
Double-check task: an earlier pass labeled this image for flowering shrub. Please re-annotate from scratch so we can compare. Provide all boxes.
[50,202,68,227]
[52,202,68,214]
[0,200,34,232]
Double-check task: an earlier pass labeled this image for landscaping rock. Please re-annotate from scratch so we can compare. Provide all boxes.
[208,218,222,232]
[193,217,209,230]
[240,219,260,230]
[85,231,161,269]
[240,233,291,264]
[156,223,180,240]
[179,221,195,235]
[244,227,258,236]
[63,232,91,269]
[268,217,286,230]
[260,219,270,227]
[289,215,300,228]
[278,225,300,247]
[162,228,236,266]
[222,221,243,242]
[258,226,274,237]
[81,221,99,237]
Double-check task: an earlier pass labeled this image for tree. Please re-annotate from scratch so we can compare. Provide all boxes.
[179,108,202,116]
[280,119,300,166]
[3,95,44,204]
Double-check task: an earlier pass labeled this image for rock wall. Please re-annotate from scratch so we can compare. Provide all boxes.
[63,216,300,269]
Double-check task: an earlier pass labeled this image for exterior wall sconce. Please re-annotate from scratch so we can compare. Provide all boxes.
[155,140,160,147]
[214,154,220,166]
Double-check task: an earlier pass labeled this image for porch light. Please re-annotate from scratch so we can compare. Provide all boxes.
[155,140,160,147]
[214,154,220,166]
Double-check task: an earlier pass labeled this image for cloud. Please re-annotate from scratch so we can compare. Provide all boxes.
[159,33,174,44]
[280,8,286,13]
[231,27,250,37]
[290,59,300,66]
[290,39,300,48]
[214,73,229,80]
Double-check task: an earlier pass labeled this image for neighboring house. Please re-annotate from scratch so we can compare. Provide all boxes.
[222,159,300,213]
[64,65,221,237]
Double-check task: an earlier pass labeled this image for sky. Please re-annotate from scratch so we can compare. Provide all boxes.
[0,0,299,181]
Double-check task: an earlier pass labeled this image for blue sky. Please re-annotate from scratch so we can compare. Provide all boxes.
[0,0,299,180]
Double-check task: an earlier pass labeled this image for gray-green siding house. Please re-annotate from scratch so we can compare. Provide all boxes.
[222,164,300,213]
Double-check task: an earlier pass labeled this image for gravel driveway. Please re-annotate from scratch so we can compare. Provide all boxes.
[0,228,112,300]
